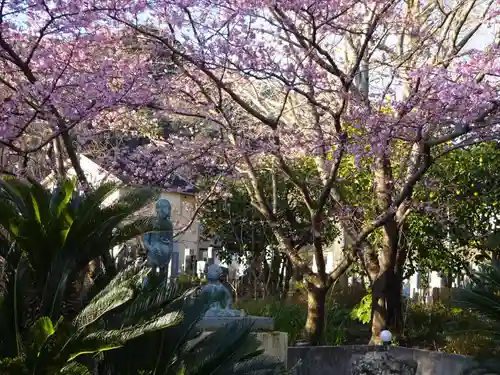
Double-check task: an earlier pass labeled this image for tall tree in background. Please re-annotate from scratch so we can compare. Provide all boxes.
[407,142,500,280]
[2,0,500,344]
[200,165,341,298]
[200,179,284,298]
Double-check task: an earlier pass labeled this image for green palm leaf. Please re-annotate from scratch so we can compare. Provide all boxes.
[455,265,500,337]
[184,319,259,375]
[30,316,56,353]
[0,252,33,358]
[457,265,500,375]
[73,286,135,330]
[59,362,92,375]
[49,179,77,218]
[116,279,181,325]
[0,178,157,359]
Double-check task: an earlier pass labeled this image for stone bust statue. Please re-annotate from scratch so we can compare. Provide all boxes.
[200,264,243,317]
[143,198,174,268]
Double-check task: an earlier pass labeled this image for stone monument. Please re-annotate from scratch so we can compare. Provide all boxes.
[352,332,417,375]
[142,198,174,285]
[352,351,417,375]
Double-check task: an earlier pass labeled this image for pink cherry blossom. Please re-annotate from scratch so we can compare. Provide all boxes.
[0,0,498,193]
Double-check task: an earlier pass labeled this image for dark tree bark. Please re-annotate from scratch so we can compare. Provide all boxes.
[367,215,410,344]
[368,156,408,343]
[53,137,66,177]
[266,250,281,296]
[370,269,403,343]
[283,256,293,298]
[304,283,328,345]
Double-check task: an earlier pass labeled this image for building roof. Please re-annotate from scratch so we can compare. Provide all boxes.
[43,153,196,195]
[80,134,198,194]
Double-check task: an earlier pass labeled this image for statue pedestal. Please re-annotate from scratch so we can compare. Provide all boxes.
[195,316,288,365]
[198,315,274,330]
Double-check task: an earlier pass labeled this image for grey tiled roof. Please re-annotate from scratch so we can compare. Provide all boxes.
[83,136,196,194]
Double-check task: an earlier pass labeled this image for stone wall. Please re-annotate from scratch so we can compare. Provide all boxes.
[196,331,288,364]
[287,346,472,375]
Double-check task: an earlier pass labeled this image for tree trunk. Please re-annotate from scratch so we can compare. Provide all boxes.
[262,258,270,298]
[369,217,405,344]
[268,250,281,296]
[53,137,66,177]
[304,284,328,345]
[370,268,403,344]
[58,125,89,189]
[283,257,293,299]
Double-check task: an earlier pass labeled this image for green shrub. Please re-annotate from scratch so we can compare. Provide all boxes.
[350,290,372,324]
[403,302,497,356]
[237,298,307,345]
[237,289,495,355]
[236,289,368,345]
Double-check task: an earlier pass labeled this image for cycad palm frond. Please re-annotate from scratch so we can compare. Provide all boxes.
[97,277,289,375]
[185,318,258,361]
[184,318,285,375]
[81,309,182,345]
[0,254,35,358]
[0,177,37,216]
[22,272,183,373]
[109,216,155,249]
[73,285,135,330]
[456,265,500,375]
[455,265,500,335]
[39,253,74,321]
[68,266,139,328]
[2,264,289,375]
[95,277,206,375]
[59,362,92,375]
[116,278,181,325]
[0,230,10,261]
[0,178,158,359]
[64,184,156,266]
[66,182,120,226]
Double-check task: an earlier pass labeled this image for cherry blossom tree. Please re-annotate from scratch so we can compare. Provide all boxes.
[2,0,500,344]
[98,0,499,343]
[0,2,180,185]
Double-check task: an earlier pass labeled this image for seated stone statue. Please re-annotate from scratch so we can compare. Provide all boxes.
[200,264,243,318]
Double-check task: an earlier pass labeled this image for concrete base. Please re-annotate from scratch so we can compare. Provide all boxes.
[287,346,472,375]
[198,315,274,331]
[195,331,288,365]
